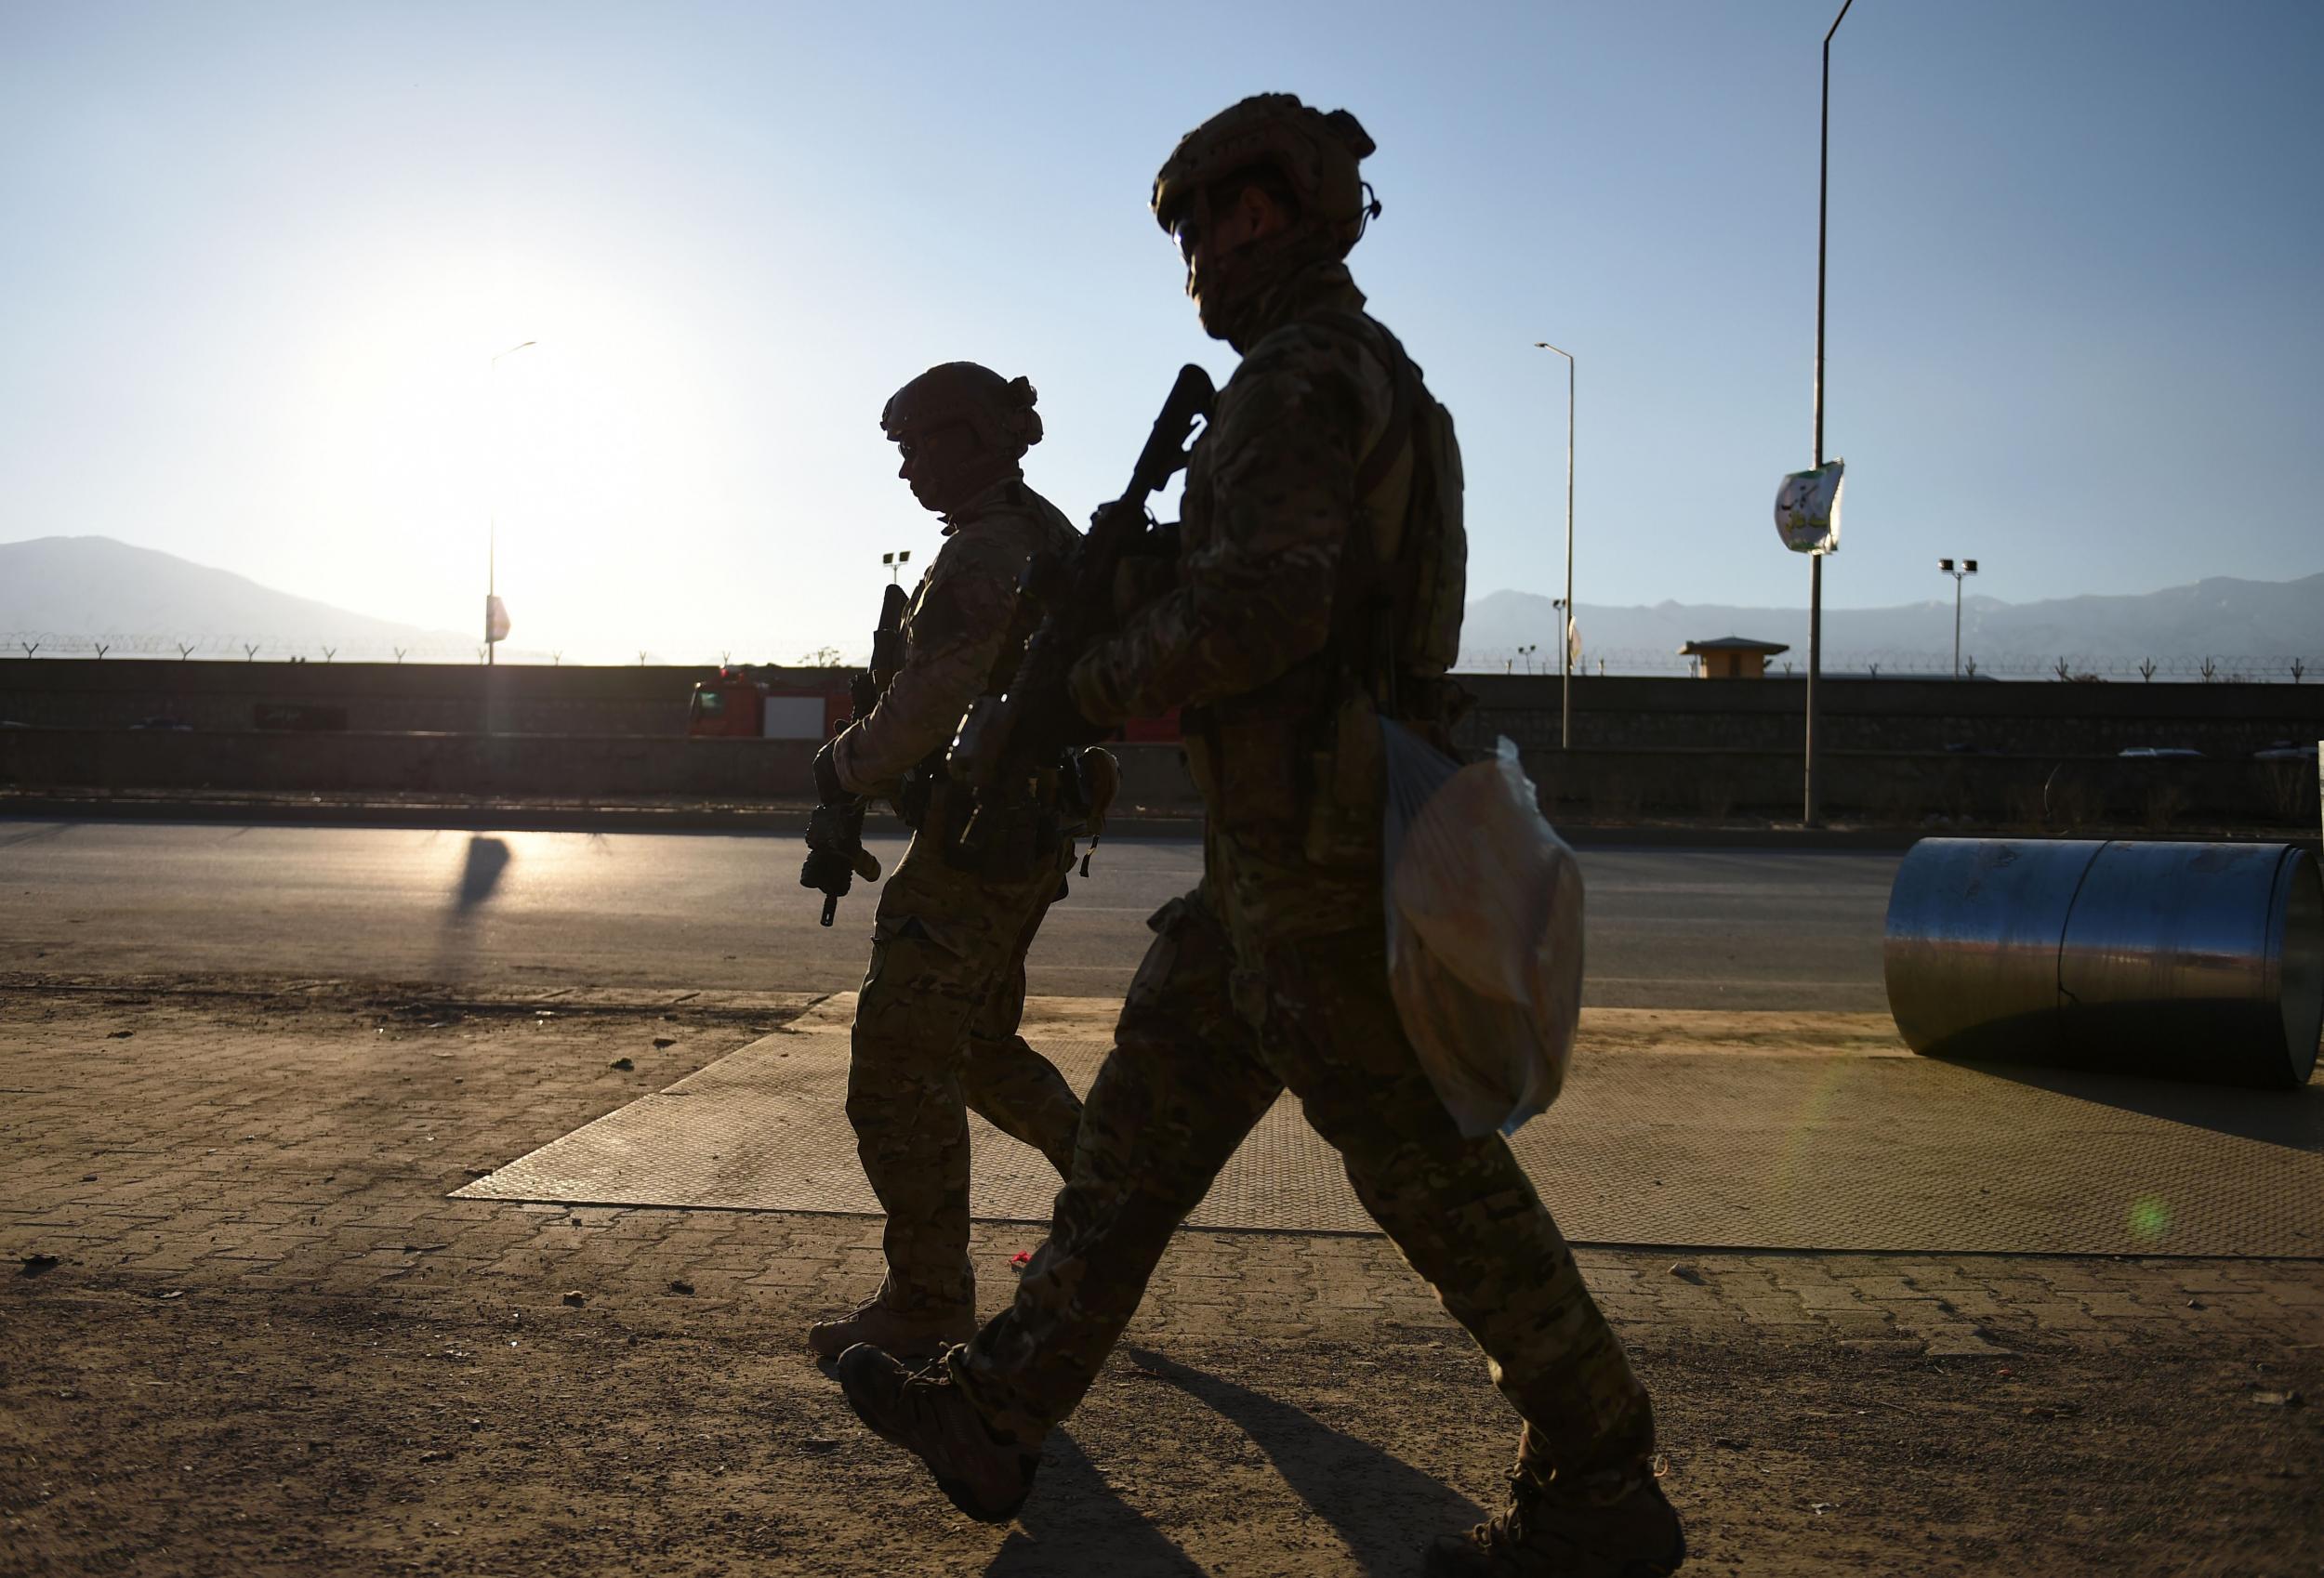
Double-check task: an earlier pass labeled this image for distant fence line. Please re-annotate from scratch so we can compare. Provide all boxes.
[2,632,493,663]
[1460,646,2317,681]
[0,633,739,666]
[5,630,2316,683]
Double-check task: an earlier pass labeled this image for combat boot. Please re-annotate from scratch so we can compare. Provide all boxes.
[1425,1468,1684,1577]
[836,1343,1039,1523]
[805,1296,973,1364]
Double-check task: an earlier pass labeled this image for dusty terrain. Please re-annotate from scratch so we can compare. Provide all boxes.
[3,980,2320,1576]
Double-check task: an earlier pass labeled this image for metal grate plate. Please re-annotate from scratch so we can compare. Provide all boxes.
[457,1012,2324,1258]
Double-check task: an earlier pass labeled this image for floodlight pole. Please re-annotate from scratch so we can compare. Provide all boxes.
[1534,343,1576,749]
[486,339,537,667]
[1804,0,1853,824]
[1941,558,1976,677]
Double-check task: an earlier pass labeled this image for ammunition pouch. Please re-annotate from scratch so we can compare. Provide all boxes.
[1055,747,1121,837]
[893,752,947,832]
[901,752,1071,884]
[943,796,1063,883]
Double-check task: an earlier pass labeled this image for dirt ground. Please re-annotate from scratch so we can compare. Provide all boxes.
[3,980,2320,1577]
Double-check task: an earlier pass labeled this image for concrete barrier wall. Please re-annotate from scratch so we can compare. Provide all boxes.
[1452,673,2324,758]
[7,661,2320,758]
[7,727,2312,830]
[1512,746,2317,826]
[0,660,846,738]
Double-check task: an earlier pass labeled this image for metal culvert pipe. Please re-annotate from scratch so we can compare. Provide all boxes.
[1884,838,2322,1088]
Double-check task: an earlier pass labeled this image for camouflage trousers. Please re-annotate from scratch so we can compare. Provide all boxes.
[847,828,1085,1318]
[951,832,1657,1484]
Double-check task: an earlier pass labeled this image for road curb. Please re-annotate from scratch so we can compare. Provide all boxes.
[3,792,2311,855]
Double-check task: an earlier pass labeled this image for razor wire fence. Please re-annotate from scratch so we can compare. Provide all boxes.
[0,632,720,665]
[1458,645,2318,682]
[5,630,2315,683]
[1,631,488,663]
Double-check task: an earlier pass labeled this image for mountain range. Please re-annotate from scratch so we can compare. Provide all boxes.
[1463,573,2324,677]
[4,534,2318,676]
[0,535,475,659]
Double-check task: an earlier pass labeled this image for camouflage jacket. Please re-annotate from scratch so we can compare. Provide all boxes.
[1072,263,1459,855]
[1068,261,1418,730]
[833,476,1080,798]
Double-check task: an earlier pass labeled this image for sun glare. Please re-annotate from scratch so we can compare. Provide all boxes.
[283,246,732,659]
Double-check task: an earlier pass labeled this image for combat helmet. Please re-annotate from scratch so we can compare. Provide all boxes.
[1151,94,1379,254]
[880,362,1043,460]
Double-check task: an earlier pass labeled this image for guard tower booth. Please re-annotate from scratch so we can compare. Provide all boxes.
[1679,636,1790,679]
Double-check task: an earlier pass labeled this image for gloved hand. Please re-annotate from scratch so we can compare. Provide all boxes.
[812,738,851,806]
[801,801,882,879]
[799,843,853,899]
[802,800,852,855]
[799,800,851,896]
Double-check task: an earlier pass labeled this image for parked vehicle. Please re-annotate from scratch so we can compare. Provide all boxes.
[686,667,848,740]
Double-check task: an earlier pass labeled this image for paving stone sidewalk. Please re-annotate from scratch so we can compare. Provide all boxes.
[6,980,2317,1352]
[3,977,2320,1576]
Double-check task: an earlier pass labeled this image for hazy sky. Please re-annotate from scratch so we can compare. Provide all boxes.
[3,1,2318,663]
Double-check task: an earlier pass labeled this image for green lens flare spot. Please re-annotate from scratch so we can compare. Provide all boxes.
[2128,1195,2171,1241]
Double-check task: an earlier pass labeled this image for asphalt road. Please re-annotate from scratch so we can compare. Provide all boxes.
[0,820,1898,1010]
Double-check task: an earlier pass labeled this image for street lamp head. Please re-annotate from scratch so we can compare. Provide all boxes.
[1963,559,1978,574]
[1938,558,1954,572]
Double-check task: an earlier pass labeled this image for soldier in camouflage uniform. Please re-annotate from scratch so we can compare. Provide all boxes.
[802,362,1087,1365]
[835,100,1685,1576]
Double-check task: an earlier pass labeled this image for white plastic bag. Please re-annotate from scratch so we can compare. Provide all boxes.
[1382,722,1583,1138]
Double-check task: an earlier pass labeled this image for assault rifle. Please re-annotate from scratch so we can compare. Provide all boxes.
[946,363,1214,835]
[800,580,908,926]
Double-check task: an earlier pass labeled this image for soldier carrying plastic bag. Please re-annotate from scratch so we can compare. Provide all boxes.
[1382,722,1583,1138]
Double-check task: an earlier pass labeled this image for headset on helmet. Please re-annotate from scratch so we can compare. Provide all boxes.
[1151,94,1380,255]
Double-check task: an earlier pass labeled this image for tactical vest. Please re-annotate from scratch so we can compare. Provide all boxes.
[896,482,1084,877]
[981,484,1081,697]
[1182,307,1469,853]
[1312,308,1466,727]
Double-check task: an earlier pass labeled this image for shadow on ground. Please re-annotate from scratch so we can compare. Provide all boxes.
[988,1428,1206,1575]
[1110,1346,1484,1576]
[1946,1057,2324,1152]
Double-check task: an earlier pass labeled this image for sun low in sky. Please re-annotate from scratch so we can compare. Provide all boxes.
[2,1,2317,664]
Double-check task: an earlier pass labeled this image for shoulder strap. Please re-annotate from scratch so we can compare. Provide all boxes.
[1310,309,1426,711]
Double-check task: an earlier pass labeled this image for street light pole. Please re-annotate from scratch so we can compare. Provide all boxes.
[1804,0,1854,825]
[1534,342,1575,749]
[1939,557,1978,677]
[486,339,537,668]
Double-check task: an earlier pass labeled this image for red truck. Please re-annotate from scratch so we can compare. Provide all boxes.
[686,667,850,740]
[689,665,1183,745]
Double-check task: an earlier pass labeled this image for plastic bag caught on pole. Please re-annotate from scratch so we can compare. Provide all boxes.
[1382,722,1583,1138]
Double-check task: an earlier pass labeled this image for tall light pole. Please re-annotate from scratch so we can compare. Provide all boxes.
[1533,341,1575,748]
[1802,0,1854,824]
[486,339,537,668]
[1939,557,1977,677]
